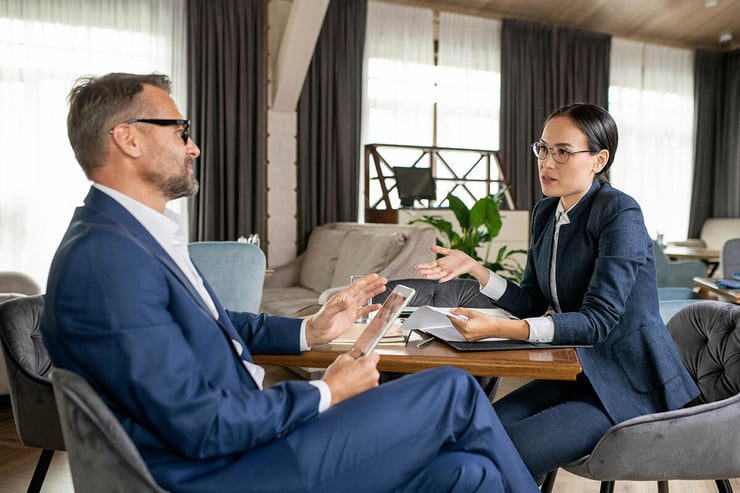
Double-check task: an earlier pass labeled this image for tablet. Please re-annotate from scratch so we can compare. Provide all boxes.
[348,284,416,358]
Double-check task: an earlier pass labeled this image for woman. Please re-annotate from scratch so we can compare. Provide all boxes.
[416,103,699,479]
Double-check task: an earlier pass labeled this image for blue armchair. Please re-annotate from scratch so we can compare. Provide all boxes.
[188,241,266,313]
[653,240,706,289]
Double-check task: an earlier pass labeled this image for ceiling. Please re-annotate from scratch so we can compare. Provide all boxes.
[380,0,740,51]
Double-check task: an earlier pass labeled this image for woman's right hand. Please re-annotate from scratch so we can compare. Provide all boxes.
[416,245,490,284]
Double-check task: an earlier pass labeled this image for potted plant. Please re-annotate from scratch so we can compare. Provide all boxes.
[410,189,526,283]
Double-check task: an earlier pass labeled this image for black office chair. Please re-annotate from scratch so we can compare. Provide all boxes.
[0,294,65,493]
[542,301,740,493]
[374,277,497,309]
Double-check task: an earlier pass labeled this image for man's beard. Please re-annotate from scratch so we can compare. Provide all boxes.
[143,157,199,201]
[161,170,199,200]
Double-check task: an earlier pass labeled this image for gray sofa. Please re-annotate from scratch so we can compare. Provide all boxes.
[260,222,437,316]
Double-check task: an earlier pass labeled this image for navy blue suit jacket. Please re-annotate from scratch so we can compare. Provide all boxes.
[41,188,322,487]
[497,181,699,423]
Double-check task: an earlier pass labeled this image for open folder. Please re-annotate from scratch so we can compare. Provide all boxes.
[403,306,588,352]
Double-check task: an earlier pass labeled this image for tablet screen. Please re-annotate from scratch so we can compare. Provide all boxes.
[348,284,415,358]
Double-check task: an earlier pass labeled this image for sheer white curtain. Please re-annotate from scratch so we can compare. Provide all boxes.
[437,12,501,150]
[436,12,501,202]
[609,38,695,243]
[361,2,433,214]
[0,0,186,287]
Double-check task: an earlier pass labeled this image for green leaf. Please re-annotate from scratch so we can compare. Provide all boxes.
[446,193,470,229]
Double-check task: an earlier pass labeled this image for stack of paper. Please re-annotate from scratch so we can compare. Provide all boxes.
[331,321,406,347]
[402,306,512,342]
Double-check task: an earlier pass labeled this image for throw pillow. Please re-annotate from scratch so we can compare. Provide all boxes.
[331,231,406,287]
[299,228,349,293]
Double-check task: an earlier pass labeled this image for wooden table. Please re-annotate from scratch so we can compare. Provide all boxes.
[663,246,720,261]
[664,246,721,276]
[693,276,740,304]
[254,337,582,381]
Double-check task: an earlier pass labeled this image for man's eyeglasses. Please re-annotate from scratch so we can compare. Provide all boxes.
[531,141,596,165]
[108,119,191,144]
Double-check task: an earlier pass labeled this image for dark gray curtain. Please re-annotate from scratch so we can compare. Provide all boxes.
[689,49,740,236]
[296,0,367,251]
[500,19,610,210]
[186,0,266,242]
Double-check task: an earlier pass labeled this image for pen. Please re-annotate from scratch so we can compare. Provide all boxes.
[416,336,435,348]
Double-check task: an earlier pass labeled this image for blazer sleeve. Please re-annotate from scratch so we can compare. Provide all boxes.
[47,229,322,460]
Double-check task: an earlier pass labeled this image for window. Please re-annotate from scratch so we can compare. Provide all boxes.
[0,0,186,287]
[609,38,695,242]
[362,2,502,211]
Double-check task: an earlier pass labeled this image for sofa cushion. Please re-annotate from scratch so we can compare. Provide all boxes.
[260,286,324,317]
[298,228,349,293]
[331,231,406,287]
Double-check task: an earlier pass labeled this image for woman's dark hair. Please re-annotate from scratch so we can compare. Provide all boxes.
[546,103,618,183]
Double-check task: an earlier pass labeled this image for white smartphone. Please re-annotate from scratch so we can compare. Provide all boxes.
[348,284,416,358]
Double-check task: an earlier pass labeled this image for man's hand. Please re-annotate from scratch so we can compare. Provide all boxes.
[305,273,388,346]
[322,352,380,405]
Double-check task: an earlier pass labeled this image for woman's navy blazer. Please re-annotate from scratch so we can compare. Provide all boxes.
[498,181,699,423]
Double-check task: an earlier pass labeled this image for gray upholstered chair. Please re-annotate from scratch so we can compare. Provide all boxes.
[653,240,707,289]
[722,238,740,279]
[542,301,740,493]
[51,368,168,493]
[374,277,497,308]
[0,294,65,493]
[188,241,266,312]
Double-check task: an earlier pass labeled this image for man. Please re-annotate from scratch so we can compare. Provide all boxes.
[41,73,537,492]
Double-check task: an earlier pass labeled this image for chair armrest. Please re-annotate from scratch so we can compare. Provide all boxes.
[566,393,740,481]
[318,285,348,305]
[264,254,304,288]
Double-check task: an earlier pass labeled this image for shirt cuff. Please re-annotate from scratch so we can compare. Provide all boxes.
[308,380,332,413]
[480,269,508,300]
[299,320,309,351]
[526,316,555,343]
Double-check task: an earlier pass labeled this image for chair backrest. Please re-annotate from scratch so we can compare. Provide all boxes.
[51,368,168,493]
[374,278,496,308]
[0,294,65,450]
[652,240,706,288]
[0,271,42,296]
[667,300,740,404]
[188,241,266,312]
[721,237,740,279]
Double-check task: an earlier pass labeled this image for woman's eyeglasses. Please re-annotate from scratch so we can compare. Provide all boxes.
[531,141,596,164]
[108,119,191,144]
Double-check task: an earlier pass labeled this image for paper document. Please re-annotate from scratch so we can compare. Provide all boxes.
[402,306,514,342]
[331,320,406,347]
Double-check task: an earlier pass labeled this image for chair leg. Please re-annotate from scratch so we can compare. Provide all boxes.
[599,481,615,493]
[477,376,501,401]
[716,479,734,493]
[27,449,54,493]
[539,469,558,492]
[658,480,669,493]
